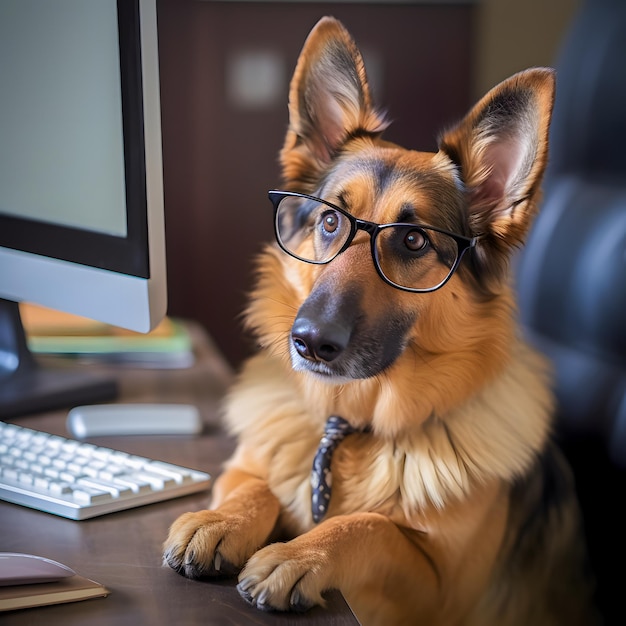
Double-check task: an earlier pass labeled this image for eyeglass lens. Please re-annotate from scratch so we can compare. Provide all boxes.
[274,194,460,291]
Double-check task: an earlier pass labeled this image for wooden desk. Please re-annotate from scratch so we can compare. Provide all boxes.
[0,322,359,625]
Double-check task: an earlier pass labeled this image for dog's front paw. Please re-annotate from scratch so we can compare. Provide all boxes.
[236,541,330,613]
[163,510,246,579]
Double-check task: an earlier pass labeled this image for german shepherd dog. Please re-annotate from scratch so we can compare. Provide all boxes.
[164,16,598,625]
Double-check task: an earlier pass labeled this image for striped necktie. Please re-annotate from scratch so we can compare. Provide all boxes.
[311,415,359,523]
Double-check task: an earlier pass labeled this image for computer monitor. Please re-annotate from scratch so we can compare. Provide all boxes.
[0,0,167,417]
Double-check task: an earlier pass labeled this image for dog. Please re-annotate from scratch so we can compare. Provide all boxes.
[163,16,598,625]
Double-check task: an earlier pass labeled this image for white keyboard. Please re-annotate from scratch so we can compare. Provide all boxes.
[0,421,211,520]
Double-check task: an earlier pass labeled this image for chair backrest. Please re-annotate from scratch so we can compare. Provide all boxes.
[515,0,626,465]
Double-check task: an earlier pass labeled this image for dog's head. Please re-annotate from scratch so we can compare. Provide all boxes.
[246,16,555,391]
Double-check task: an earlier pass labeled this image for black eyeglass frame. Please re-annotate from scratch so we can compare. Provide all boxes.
[269,189,479,293]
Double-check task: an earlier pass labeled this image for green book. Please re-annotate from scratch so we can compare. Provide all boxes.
[22,304,194,368]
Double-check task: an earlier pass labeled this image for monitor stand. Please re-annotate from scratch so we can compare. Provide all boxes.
[0,299,118,419]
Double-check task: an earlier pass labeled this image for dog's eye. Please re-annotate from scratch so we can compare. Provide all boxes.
[404,229,428,252]
[321,211,339,233]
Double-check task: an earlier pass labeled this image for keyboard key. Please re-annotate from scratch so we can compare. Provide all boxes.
[77,477,133,498]
[147,461,196,484]
[3,468,18,482]
[72,486,113,505]
[97,465,125,481]
[49,482,74,496]
[19,472,36,486]
[112,476,153,495]
[134,472,176,490]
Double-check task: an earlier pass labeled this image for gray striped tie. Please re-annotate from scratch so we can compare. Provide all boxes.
[310,416,359,523]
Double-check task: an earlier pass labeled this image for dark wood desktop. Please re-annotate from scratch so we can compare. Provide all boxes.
[0,322,360,625]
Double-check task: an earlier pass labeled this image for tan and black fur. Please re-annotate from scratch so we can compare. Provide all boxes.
[163,17,597,625]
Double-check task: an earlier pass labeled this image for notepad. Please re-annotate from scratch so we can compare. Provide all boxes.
[0,574,109,611]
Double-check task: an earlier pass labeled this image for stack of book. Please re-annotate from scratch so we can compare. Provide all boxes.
[20,303,194,369]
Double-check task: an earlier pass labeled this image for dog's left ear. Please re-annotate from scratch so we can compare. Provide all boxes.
[438,68,556,285]
[280,16,389,189]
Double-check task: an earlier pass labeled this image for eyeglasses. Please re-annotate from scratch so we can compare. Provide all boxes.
[269,190,478,293]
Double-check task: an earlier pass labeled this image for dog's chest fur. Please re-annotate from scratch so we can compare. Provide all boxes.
[222,338,553,535]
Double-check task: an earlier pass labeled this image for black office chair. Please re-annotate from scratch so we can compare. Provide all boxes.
[515,1,626,624]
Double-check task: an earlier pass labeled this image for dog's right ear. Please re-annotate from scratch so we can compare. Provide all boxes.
[280,16,388,189]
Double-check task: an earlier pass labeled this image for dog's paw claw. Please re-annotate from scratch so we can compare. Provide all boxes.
[236,577,313,613]
[290,589,312,613]
[237,578,261,607]
[237,576,254,593]
[211,551,238,577]
[163,544,239,580]
[213,551,222,571]
[162,550,184,575]
[256,588,271,609]
[237,579,274,611]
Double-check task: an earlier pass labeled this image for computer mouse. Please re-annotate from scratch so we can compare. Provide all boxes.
[67,403,203,437]
[0,553,76,586]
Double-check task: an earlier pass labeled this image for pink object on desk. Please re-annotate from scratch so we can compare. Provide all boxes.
[0,553,75,586]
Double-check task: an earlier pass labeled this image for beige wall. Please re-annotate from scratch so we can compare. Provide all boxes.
[474,0,581,98]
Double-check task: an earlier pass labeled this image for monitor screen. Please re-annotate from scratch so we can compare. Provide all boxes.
[0,0,167,417]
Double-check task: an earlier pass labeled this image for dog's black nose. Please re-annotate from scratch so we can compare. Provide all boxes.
[291,318,349,363]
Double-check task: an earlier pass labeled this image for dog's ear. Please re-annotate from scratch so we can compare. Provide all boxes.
[280,16,388,189]
[438,68,556,287]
